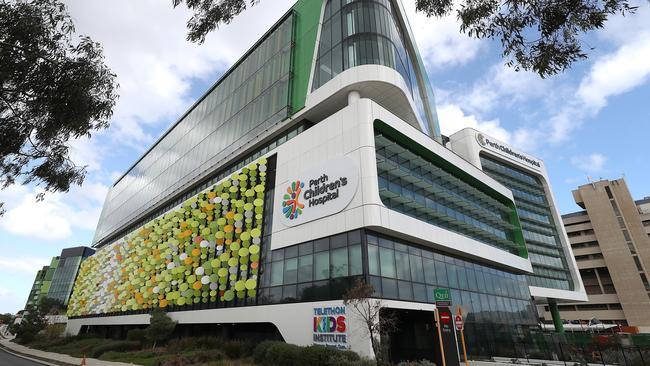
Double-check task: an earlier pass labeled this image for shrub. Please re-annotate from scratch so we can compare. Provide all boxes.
[253,340,278,365]
[166,336,222,354]
[264,342,302,366]
[254,341,363,366]
[222,339,250,359]
[90,340,141,358]
[44,323,66,339]
[127,328,148,343]
[189,349,225,363]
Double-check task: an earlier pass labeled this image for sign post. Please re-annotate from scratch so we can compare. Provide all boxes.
[434,289,456,366]
[455,308,469,366]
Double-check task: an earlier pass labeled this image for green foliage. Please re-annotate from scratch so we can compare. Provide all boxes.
[0,0,118,212]
[415,0,640,77]
[166,336,221,354]
[11,306,46,343]
[126,328,148,343]
[99,350,171,366]
[38,297,64,315]
[90,340,141,358]
[0,313,13,324]
[43,323,65,339]
[146,309,177,349]
[222,339,249,359]
[254,340,364,366]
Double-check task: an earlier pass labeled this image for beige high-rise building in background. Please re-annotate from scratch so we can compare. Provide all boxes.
[541,178,650,331]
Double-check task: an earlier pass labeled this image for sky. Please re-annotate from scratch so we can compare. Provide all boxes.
[1,0,649,314]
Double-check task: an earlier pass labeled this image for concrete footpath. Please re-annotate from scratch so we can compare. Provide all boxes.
[0,338,138,366]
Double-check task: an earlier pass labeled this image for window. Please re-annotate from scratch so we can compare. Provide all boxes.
[376,126,523,255]
[314,252,330,280]
[480,154,573,291]
[313,0,435,135]
[95,14,295,245]
[595,268,616,294]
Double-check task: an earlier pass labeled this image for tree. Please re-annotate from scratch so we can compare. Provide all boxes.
[342,279,397,365]
[0,313,13,324]
[10,305,46,344]
[0,0,118,215]
[173,0,644,78]
[145,309,177,350]
[38,297,64,315]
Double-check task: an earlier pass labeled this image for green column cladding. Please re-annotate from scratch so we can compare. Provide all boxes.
[548,300,565,333]
[289,0,322,114]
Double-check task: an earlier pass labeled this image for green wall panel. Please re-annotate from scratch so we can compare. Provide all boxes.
[68,158,269,317]
[289,0,322,114]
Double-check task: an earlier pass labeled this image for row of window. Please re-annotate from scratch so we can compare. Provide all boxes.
[94,14,296,244]
[376,132,522,255]
[605,190,650,297]
[480,155,573,291]
[581,267,616,295]
[258,230,536,328]
[366,234,530,300]
[94,121,308,248]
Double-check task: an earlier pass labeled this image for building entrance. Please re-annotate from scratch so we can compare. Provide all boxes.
[382,308,437,363]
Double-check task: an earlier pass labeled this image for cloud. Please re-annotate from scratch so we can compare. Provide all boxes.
[437,104,512,142]
[64,0,295,148]
[0,257,51,273]
[0,181,108,241]
[570,154,607,174]
[546,8,650,143]
[455,63,551,114]
[402,1,483,70]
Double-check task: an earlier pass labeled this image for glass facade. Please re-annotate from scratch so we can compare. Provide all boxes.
[480,154,573,291]
[258,230,364,304]
[257,229,536,358]
[95,122,310,249]
[93,14,295,246]
[312,0,433,135]
[25,266,49,308]
[375,123,525,255]
[48,256,83,306]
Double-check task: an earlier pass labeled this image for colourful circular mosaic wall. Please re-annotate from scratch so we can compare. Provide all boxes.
[67,158,268,317]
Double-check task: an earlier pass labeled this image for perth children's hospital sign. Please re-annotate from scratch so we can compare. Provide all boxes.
[278,156,359,227]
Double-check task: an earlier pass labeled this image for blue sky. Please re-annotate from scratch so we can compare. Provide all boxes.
[0,0,649,314]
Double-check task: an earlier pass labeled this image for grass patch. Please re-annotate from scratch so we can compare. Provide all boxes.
[100,350,172,366]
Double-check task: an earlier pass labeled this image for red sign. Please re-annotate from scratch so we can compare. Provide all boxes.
[455,315,464,331]
[440,312,451,324]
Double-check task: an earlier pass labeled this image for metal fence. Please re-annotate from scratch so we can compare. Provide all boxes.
[467,338,650,366]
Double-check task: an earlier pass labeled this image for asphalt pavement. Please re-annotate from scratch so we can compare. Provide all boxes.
[0,347,47,366]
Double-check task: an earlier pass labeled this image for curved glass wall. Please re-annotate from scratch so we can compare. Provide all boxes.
[480,154,574,291]
[312,0,432,134]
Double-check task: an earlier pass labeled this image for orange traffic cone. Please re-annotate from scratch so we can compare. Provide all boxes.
[80,355,87,366]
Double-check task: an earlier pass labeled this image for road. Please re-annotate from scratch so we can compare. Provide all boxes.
[0,347,46,366]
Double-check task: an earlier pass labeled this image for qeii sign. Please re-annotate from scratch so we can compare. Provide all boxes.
[434,288,451,306]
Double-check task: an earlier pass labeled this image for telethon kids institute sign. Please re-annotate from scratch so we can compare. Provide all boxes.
[278,156,359,227]
[313,305,349,349]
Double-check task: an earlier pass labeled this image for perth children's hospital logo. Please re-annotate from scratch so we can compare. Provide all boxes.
[282,180,305,220]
